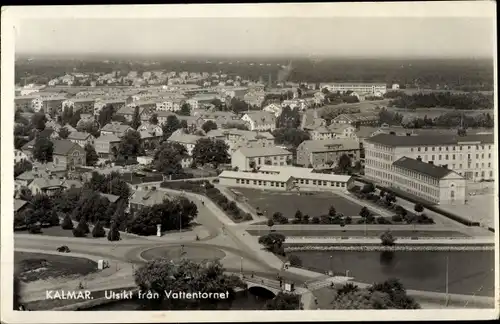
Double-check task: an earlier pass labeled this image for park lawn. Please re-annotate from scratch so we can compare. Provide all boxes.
[24,286,137,310]
[15,252,98,283]
[232,188,363,219]
[246,229,470,238]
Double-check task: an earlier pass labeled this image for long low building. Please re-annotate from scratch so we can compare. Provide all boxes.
[218,166,353,192]
[218,170,294,191]
[256,165,353,191]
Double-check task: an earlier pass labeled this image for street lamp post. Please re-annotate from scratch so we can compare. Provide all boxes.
[329,255,333,276]
[445,255,449,307]
[240,257,243,277]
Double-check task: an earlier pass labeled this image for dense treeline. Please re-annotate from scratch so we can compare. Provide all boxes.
[387,92,494,110]
[16,58,493,91]
[378,108,494,129]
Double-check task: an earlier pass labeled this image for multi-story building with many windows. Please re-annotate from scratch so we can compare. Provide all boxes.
[320,83,387,95]
[364,134,495,187]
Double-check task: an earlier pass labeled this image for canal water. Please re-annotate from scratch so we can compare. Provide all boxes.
[294,250,495,297]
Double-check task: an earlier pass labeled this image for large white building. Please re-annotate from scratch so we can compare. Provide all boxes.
[320,83,387,96]
[391,156,467,205]
[365,133,494,186]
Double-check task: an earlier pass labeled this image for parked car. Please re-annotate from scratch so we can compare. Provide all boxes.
[56,246,71,253]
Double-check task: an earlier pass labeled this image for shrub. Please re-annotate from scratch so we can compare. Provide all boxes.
[28,224,42,234]
[107,224,121,241]
[50,213,60,226]
[391,214,403,222]
[287,254,303,267]
[344,216,352,224]
[92,222,106,238]
[376,216,391,225]
[61,215,74,230]
[78,220,90,234]
[72,226,86,237]
[244,213,253,221]
[311,216,320,224]
[380,231,396,246]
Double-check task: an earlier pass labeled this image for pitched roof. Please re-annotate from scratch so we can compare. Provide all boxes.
[51,139,80,155]
[167,133,203,145]
[100,193,121,203]
[68,131,92,141]
[29,177,64,189]
[14,199,29,212]
[219,170,293,182]
[299,138,360,153]
[101,122,132,133]
[62,179,83,189]
[95,134,121,143]
[242,111,276,126]
[366,133,494,147]
[236,146,291,157]
[393,156,456,179]
[130,189,171,206]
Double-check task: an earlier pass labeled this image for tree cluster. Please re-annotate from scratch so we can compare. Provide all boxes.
[388,92,493,110]
[127,197,198,236]
[134,259,246,310]
[272,128,310,148]
[331,279,420,309]
[192,138,229,167]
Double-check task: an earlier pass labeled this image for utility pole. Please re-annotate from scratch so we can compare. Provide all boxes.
[445,255,449,307]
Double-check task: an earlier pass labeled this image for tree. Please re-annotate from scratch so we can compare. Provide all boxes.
[201,120,218,133]
[130,106,141,130]
[14,160,33,177]
[359,206,370,218]
[267,219,274,231]
[153,142,186,176]
[178,103,191,116]
[179,120,188,129]
[361,182,375,194]
[58,127,70,139]
[258,232,286,255]
[414,203,424,215]
[61,215,74,230]
[192,138,229,167]
[161,115,181,139]
[98,104,115,127]
[149,113,159,125]
[272,128,310,148]
[31,113,47,131]
[264,292,302,310]
[92,221,106,238]
[127,197,198,236]
[118,130,144,159]
[294,210,303,223]
[328,205,336,217]
[287,254,302,267]
[72,220,88,237]
[107,223,121,241]
[276,106,301,129]
[32,137,54,163]
[380,231,396,246]
[134,259,246,310]
[337,154,352,174]
[84,143,99,166]
[25,194,54,226]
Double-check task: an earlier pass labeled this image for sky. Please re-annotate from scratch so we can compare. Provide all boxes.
[15,17,495,59]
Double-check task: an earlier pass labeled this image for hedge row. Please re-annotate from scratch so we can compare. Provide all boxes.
[160,181,252,223]
[353,177,477,227]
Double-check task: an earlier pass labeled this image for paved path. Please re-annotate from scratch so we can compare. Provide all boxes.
[284,237,495,245]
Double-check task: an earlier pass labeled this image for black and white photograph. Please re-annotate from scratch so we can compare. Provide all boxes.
[1,2,498,322]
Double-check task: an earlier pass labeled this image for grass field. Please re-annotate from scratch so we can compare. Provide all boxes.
[246,229,470,238]
[231,188,364,219]
[15,252,98,283]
